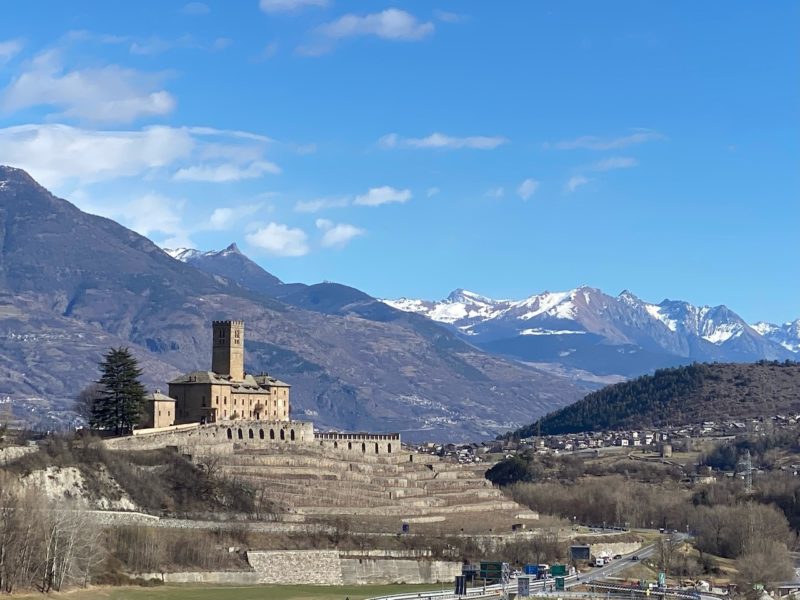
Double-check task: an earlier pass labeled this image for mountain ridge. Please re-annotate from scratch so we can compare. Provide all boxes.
[0,165,585,441]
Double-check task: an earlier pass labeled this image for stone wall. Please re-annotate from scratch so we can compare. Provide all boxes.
[340,558,460,585]
[247,550,343,585]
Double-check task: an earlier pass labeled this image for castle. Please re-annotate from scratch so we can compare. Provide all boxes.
[143,320,291,428]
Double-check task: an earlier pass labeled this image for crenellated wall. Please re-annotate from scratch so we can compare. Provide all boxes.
[104,421,404,459]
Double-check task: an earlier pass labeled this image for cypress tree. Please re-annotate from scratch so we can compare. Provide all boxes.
[91,347,146,435]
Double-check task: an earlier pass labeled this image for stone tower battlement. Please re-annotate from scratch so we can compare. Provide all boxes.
[212,320,244,381]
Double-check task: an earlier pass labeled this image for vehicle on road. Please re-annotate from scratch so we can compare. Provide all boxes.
[631,555,639,561]
[613,554,622,560]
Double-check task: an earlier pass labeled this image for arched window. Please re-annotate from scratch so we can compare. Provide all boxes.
[290,429,295,441]
[248,429,254,439]
[237,428,243,440]
[334,441,338,449]
[259,429,265,439]
[375,443,379,454]
[409,455,413,463]
[361,443,366,453]
[388,443,392,454]
[348,441,352,450]
[270,429,275,440]
[280,429,285,441]
[227,428,232,440]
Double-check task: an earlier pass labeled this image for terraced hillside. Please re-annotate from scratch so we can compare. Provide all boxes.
[213,444,538,530]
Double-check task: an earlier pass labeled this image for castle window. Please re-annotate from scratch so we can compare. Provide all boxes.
[334,441,338,449]
[248,429,254,439]
[348,442,352,450]
[280,430,285,441]
[227,428,232,440]
[158,410,161,417]
[388,443,392,454]
[361,443,366,453]
[375,443,379,454]
[290,429,295,441]
[238,428,243,439]
[270,429,275,440]
[259,429,264,439]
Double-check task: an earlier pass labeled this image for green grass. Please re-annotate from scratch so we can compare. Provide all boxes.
[36,583,444,600]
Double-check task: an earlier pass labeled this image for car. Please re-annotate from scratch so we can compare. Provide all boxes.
[631,556,639,561]
[613,554,622,560]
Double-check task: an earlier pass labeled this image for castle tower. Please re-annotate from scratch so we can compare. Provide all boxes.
[212,320,244,380]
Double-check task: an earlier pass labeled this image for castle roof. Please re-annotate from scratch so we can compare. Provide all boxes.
[146,391,176,403]
[169,371,288,391]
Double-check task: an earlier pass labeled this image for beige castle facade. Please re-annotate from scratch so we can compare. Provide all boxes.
[165,320,290,425]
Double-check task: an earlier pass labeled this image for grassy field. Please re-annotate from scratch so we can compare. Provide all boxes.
[21,583,443,600]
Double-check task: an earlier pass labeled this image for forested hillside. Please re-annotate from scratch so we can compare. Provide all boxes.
[516,361,800,435]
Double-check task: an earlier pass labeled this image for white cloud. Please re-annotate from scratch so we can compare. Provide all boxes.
[173,160,281,182]
[318,9,434,41]
[427,187,440,198]
[0,123,278,189]
[213,38,233,51]
[590,156,638,171]
[517,178,540,200]
[1,50,175,123]
[0,39,23,64]
[260,0,327,13]
[354,186,412,207]
[379,132,508,150]
[182,2,210,14]
[246,222,309,257]
[294,197,350,213]
[485,187,504,199]
[554,130,665,150]
[207,205,262,230]
[316,219,365,248]
[258,41,279,61]
[565,175,590,193]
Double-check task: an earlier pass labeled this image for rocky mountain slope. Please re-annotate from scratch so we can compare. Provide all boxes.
[385,288,797,378]
[517,361,800,435]
[0,165,586,441]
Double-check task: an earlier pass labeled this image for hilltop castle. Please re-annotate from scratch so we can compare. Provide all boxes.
[142,320,291,428]
[132,319,400,458]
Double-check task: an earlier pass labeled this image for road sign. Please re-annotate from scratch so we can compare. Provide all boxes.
[555,577,565,591]
[518,576,531,597]
[658,572,666,587]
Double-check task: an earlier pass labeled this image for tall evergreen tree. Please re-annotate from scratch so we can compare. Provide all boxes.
[90,347,146,435]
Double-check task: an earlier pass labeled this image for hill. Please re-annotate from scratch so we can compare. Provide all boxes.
[515,361,800,435]
[0,165,586,440]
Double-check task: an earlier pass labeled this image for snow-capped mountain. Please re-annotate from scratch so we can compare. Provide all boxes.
[753,320,800,353]
[384,287,796,377]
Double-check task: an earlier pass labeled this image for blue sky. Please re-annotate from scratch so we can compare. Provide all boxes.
[0,1,797,323]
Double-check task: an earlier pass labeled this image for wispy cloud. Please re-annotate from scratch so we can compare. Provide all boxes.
[553,129,665,150]
[590,156,638,171]
[181,2,210,15]
[260,0,328,13]
[1,49,175,123]
[312,9,434,52]
[379,132,508,150]
[0,123,278,189]
[427,187,440,198]
[517,178,540,200]
[246,222,309,257]
[354,186,412,207]
[207,205,262,230]
[0,39,24,64]
[565,175,590,193]
[129,35,197,56]
[294,197,350,213]
[316,219,365,248]
[485,187,504,199]
[173,160,280,182]
[433,10,469,23]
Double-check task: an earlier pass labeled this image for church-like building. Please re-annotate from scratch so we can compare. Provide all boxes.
[149,320,291,426]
